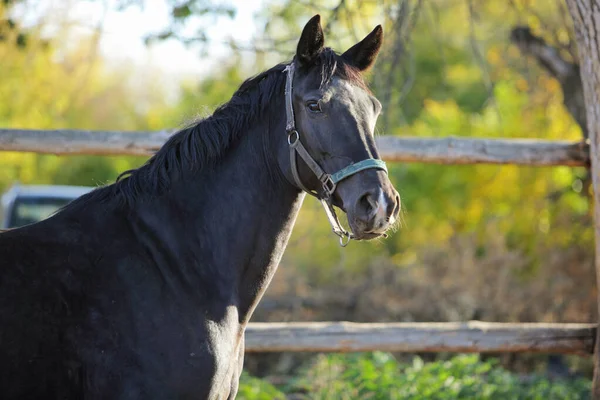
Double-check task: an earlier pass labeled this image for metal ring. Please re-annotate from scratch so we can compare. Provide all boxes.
[339,233,351,247]
[333,229,352,247]
[287,130,299,146]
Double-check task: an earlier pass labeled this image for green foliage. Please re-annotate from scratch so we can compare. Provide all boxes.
[240,354,590,400]
[237,372,286,400]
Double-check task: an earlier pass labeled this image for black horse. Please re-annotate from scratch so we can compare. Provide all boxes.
[0,15,400,399]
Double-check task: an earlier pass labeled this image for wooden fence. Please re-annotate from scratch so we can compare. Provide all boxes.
[0,128,596,357]
[0,129,590,166]
[244,322,596,355]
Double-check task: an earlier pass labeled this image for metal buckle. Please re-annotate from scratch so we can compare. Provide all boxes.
[287,130,299,146]
[321,175,336,197]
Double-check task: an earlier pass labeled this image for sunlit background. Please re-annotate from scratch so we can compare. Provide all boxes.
[0,0,594,397]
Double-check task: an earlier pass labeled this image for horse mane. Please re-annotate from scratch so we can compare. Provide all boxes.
[67,48,366,210]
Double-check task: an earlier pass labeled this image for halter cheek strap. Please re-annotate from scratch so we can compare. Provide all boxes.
[284,62,388,246]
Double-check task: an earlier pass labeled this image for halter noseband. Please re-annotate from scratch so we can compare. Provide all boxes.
[284,62,388,246]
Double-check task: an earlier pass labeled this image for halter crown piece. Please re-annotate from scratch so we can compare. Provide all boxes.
[284,62,388,247]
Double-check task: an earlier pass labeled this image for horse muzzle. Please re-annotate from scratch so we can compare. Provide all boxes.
[346,185,401,240]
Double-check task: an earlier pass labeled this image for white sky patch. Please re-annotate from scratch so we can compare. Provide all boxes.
[14,0,265,82]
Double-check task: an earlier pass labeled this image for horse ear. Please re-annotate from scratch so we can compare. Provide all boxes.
[342,25,383,71]
[296,15,324,67]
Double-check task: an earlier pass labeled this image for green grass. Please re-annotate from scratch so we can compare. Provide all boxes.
[238,353,591,400]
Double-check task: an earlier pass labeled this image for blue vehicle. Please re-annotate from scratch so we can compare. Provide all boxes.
[1,184,93,229]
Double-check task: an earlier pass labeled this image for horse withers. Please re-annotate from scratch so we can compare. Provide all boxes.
[0,15,400,399]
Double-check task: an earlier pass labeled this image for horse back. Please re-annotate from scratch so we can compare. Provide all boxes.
[0,215,105,398]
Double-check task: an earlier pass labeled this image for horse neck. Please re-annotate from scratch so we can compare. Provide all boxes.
[132,105,304,322]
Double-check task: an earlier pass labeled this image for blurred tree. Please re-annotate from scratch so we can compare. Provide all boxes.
[0,0,29,48]
[510,26,585,139]
[510,25,592,199]
[0,1,170,192]
[138,0,236,52]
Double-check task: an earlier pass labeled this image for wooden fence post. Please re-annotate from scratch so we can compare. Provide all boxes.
[565,1,600,398]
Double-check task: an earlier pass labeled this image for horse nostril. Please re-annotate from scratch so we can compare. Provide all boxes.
[358,192,378,220]
[388,193,402,222]
[386,193,401,222]
[359,193,373,216]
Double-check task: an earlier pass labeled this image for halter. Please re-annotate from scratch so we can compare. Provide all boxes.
[284,62,388,246]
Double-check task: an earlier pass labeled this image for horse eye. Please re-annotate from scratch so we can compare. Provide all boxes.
[306,101,322,113]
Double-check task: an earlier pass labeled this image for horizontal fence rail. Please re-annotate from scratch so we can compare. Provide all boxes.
[244,321,596,355]
[0,129,590,166]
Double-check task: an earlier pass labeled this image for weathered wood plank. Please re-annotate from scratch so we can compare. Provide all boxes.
[0,129,590,166]
[0,129,170,156]
[244,321,596,355]
[564,1,600,397]
[376,136,590,166]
